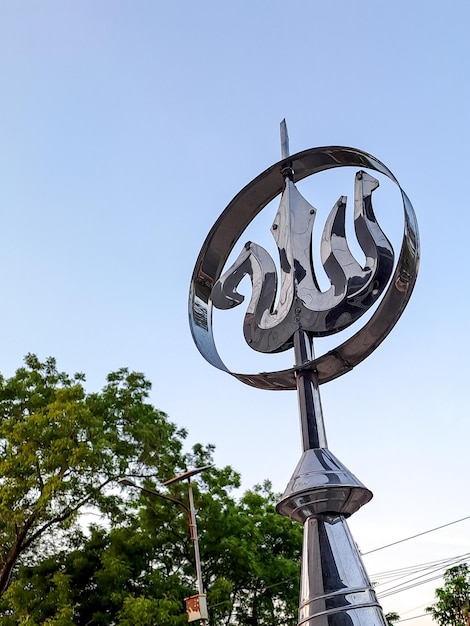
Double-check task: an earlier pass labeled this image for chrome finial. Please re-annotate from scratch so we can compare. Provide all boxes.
[189,122,420,626]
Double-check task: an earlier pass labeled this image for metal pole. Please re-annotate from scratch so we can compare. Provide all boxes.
[187,478,204,595]
[119,475,209,624]
[187,478,207,626]
[293,329,327,451]
[277,125,387,626]
[281,119,327,452]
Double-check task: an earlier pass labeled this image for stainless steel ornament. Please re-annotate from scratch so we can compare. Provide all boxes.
[189,121,420,626]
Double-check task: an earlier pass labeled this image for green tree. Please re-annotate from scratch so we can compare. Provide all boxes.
[0,354,185,598]
[206,482,301,625]
[1,466,302,625]
[426,564,470,626]
[0,355,303,625]
[385,612,400,625]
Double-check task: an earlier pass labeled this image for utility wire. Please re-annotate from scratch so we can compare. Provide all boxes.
[362,514,470,555]
[378,571,445,599]
[397,613,428,622]
[377,555,469,599]
[400,602,432,617]
[371,552,470,585]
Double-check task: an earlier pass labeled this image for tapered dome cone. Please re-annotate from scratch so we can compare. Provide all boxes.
[276,448,373,523]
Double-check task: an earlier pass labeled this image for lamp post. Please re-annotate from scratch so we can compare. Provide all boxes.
[119,464,212,624]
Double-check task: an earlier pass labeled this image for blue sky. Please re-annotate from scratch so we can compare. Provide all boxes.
[0,1,469,622]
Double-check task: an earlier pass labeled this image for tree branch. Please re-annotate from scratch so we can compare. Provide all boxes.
[22,477,114,552]
[0,513,36,596]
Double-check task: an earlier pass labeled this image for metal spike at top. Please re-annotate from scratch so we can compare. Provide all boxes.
[280,119,290,160]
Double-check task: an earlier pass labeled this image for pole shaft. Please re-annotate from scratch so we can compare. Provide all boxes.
[187,479,207,626]
[293,330,327,450]
[187,479,204,595]
[280,120,326,452]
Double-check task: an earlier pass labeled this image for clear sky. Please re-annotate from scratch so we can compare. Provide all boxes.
[0,1,469,623]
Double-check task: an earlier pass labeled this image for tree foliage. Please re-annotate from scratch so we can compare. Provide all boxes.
[426,564,470,626]
[0,355,303,625]
[0,354,185,598]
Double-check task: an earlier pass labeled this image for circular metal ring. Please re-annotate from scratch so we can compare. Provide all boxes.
[189,146,420,391]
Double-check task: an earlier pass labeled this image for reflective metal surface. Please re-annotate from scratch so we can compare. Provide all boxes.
[294,330,328,450]
[298,516,387,626]
[189,123,419,626]
[212,170,393,353]
[276,449,372,523]
[189,145,419,390]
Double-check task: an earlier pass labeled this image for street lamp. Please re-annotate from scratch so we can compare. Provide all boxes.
[119,465,212,624]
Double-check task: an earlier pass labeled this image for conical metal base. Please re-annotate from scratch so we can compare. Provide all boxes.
[297,515,387,626]
[276,449,372,523]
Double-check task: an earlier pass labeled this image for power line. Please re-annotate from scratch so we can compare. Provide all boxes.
[362,514,470,555]
[371,552,470,585]
[397,613,428,622]
[378,572,444,599]
[377,556,469,599]
[400,602,432,617]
